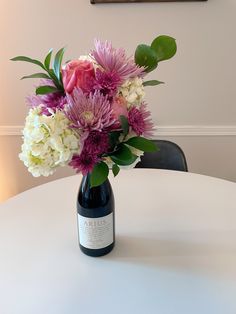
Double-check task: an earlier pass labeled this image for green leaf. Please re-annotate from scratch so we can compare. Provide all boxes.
[21,73,51,80]
[47,68,61,84]
[44,49,53,69]
[10,56,45,70]
[108,131,121,150]
[90,161,109,188]
[53,47,65,81]
[151,35,177,62]
[135,44,158,73]
[110,144,137,166]
[36,85,58,95]
[45,69,63,91]
[112,164,120,177]
[119,115,129,138]
[125,137,157,152]
[143,80,164,87]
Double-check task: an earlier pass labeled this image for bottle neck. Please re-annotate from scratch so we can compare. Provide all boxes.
[82,174,110,190]
[78,173,114,212]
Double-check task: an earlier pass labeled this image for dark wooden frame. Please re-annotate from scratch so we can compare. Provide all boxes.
[91,0,207,3]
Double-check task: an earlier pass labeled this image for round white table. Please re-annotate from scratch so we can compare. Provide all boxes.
[0,169,236,314]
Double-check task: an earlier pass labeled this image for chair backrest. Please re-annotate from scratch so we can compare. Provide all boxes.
[135,140,188,172]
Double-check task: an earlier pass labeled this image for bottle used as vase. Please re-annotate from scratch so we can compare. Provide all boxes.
[77,174,115,257]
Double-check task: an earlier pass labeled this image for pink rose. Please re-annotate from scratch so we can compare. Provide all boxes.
[62,60,95,94]
[112,96,128,121]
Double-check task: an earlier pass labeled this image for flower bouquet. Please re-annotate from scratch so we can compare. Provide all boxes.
[12,36,176,256]
[11,36,176,187]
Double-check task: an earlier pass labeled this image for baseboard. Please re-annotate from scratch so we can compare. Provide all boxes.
[0,125,236,137]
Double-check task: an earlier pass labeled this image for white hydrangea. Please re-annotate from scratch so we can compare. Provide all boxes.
[119,77,145,107]
[19,107,79,177]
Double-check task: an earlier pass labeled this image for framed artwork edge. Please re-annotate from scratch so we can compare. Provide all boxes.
[91,0,208,3]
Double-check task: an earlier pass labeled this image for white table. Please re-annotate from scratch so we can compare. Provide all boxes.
[0,169,236,314]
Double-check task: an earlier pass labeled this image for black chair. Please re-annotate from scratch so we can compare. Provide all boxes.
[135,140,188,172]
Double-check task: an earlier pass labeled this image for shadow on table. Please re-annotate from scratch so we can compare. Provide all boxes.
[102,233,236,279]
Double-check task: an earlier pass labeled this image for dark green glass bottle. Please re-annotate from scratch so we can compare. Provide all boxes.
[77,174,115,257]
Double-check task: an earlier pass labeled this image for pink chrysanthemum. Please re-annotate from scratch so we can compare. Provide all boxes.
[91,39,145,82]
[26,79,66,115]
[65,89,115,133]
[128,103,155,138]
[93,68,121,97]
[85,131,110,155]
[69,151,99,175]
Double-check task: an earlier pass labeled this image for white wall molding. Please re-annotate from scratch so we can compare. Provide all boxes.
[1,125,236,137]
[155,125,236,137]
[0,126,23,136]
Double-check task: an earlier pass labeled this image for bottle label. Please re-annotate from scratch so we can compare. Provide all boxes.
[78,213,113,250]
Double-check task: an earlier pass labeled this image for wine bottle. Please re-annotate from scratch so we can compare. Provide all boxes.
[77,174,115,257]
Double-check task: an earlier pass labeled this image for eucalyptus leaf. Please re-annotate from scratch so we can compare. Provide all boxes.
[151,35,177,62]
[21,73,51,80]
[112,164,120,177]
[53,47,65,81]
[10,56,45,70]
[90,161,109,187]
[135,44,158,73]
[36,85,58,95]
[143,80,164,87]
[110,144,137,166]
[125,137,157,152]
[44,49,53,69]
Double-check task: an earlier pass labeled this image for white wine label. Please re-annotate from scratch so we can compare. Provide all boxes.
[78,213,113,250]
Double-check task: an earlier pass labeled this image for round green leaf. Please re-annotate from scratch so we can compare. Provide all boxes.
[151,35,177,62]
[110,144,137,166]
[90,161,109,187]
[112,164,120,177]
[135,44,158,73]
[125,137,157,152]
